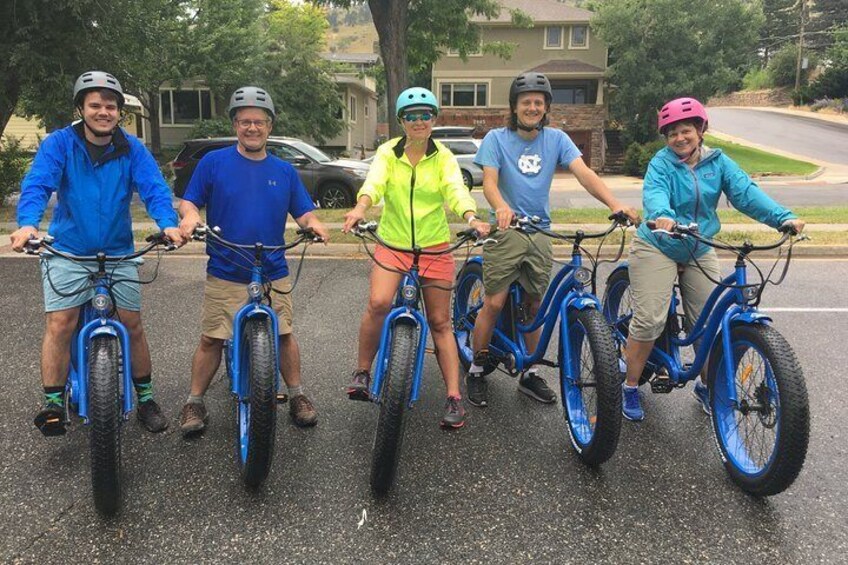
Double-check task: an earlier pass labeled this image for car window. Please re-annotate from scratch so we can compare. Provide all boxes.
[192,144,229,160]
[442,141,479,155]
[287,140,332,163]
[268,143,305,162]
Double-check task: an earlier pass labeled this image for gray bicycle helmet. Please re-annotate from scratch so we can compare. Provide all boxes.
[73,71,125,108]
[508,72,552,109]
[228,86,276,120]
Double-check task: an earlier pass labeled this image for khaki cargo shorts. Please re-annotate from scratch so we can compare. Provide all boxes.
[627,236,721,342]
[201,275,293,340]
[482,229,553,296]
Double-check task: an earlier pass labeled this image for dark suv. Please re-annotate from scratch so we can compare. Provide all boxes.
[170,137,370,208]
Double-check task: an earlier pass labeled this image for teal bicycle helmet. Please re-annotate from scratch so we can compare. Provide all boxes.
[395,87,439,118]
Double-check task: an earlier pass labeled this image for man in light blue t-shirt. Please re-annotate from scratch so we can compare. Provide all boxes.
[466,72,639,408]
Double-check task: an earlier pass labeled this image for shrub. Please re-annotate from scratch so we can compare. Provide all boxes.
[0,136,32,206]
[810,97,847,113]
[742,68,773,91]
[623,140,665,177]
[188,116,234,139]
[768,44,818,88]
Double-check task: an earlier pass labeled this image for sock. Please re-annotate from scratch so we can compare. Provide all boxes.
[187,394,204,405]
[623,383,638,391]
[133,374,154,404]
[695,376,706,388]
[287,384,303,398]
[43,385,65,408]
[469,363,484,374]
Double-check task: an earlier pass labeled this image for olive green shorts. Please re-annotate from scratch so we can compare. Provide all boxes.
[481,229,553,296]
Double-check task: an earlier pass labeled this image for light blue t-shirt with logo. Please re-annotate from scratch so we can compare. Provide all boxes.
[474,127,581,227]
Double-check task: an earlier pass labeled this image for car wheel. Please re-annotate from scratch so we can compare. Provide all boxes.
[318,182,355,209]
[461,170,473,190]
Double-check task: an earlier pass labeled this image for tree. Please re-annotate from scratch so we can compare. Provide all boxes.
[262,1,345,143]
[311,0,517,137]
[759,0,799,64]
[593,0,763,142]
[810,26,848,98]
[807,0,848,51]
[767,43,818,87]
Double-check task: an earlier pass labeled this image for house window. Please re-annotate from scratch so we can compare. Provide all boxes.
[349,95,357,123]
[159,89,211,126]
[364,101,369,118]
[551,80,597,104]
[570,25,588,48]
[440,83,487,107]
[545,26,563,49]
[446,41,482,57]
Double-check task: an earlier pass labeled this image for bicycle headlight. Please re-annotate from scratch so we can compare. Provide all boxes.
[247,282,264,300]
[742,285,759,301]
[401,284,417,301]
[92,294,112,312]
[574,267,592,286]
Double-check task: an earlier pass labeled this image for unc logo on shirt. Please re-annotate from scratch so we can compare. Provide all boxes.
[517,153,542,176]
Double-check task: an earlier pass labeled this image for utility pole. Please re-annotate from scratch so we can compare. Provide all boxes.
[794,0,807,92]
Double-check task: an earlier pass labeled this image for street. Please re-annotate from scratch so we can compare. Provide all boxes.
[1,255,846,563]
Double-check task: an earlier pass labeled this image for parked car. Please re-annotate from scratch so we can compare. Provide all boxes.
[438,138,483,189]
[430,126,478,139]
[170,137,369,208]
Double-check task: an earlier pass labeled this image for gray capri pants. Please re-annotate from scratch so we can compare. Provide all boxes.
[628,235,721,342]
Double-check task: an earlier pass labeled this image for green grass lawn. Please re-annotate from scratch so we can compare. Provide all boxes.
[704,135,818,176]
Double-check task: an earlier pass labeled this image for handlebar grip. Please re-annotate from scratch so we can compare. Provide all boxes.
[646,220,657,230]
[296,227,314,236]
[778,223,799,236]
[455,228,478,240]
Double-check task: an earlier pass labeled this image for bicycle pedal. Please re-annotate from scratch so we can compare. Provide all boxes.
[276,393,289,404]
[649,374,675,394]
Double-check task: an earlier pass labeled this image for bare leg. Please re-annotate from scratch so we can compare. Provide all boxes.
[624,336,655,387]
[41,308,80,387]
[118,309,151,379]
[189,335,224,396]
[471,290,508,355]
[422,283,461,397]
[279,333,301,387]
[355,266,403,371]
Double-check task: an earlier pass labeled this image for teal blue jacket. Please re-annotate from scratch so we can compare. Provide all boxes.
[637,146,796,263]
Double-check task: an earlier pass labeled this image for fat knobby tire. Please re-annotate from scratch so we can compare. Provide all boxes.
[88,335,122,515]
[241,317,277,488]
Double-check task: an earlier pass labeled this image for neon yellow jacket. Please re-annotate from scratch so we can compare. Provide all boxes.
[358,137,477,249]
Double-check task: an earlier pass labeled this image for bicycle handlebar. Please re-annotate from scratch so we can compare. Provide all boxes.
[514,212,631,241]
[191,224,322,251]
[645,220,799,253]
[352,221,493,254]
[24,232,176,261]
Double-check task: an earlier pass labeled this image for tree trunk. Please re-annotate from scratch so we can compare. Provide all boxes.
[0,74,21,139]
[369,0,410,138]
[144,90,163,157]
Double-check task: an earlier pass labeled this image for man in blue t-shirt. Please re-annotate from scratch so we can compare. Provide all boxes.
[466,72,639,408]
[177,86,329,434]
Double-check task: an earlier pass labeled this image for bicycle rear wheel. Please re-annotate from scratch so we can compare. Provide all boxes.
[452,261,485,370]
[237,317,277,488]
[370,322,417,496]
[709,324,809,496]
[88,335,122,515]
[560,308,622,466]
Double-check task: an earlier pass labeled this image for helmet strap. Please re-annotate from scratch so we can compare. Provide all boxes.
[515,113,545,132]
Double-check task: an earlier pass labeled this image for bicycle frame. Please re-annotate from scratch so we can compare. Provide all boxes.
[609,256,772,407]
[369,268,429,408]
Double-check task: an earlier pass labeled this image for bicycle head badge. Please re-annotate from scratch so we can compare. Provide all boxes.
[401,282,418,305]
[247,282,263,301]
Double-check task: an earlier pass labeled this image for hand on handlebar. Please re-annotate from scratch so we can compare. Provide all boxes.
[609,207,641,226]
[10,226,39,253]
[469,218,491,237]
[779,219,805,236]
[495,206,515,231]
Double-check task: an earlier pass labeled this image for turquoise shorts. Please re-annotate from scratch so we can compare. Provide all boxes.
[40,254,143,313]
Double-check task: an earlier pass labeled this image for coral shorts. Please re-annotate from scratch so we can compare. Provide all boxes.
[373,243,455,282]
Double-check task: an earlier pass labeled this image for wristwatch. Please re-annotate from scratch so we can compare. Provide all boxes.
[466,214,479,226]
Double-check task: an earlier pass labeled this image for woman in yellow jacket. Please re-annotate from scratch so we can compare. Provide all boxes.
[342,87,491,428]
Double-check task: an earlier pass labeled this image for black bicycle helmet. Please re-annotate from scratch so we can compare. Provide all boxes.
[508,72,552,109]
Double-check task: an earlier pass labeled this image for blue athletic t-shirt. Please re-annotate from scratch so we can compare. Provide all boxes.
[183,145,315,283]
[474,127,581,227]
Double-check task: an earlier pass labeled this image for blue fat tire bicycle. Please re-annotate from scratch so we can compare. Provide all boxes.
[194,225,319,488]
[453,215,630,466]
[353,222,483,496]
[26,233,175,516]
[602,223,810,496]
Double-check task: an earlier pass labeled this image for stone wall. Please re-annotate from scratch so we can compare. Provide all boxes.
[437,104,607,170]
[708,88,793,107]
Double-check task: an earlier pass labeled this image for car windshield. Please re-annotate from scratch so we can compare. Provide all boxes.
[287,140,333,163]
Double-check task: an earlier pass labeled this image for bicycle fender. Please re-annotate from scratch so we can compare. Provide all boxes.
[465,256,483,268]
[567,295,601,312]
[90,325,118,338]
[608,261,629,278]
[730,311,772,326]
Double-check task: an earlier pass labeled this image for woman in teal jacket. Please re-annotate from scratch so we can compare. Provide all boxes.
[621,97,805,422]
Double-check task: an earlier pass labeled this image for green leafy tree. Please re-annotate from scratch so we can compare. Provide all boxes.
[807,0,848,51]
[767,43,818,87]
[759,0,799,64]
[593,0,763,142]
[810,26,848,98]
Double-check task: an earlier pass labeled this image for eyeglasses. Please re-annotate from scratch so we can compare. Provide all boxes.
[236,119,271,129]
[402,112,433,123]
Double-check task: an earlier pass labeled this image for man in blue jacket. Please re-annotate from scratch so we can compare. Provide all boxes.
[10,71,186,436]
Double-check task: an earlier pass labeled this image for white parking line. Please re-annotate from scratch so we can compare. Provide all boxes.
[760,308,848,312]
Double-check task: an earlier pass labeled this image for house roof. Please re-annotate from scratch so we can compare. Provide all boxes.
[470,0,593,24]
[530,59,604,75]
[321,53,380,65]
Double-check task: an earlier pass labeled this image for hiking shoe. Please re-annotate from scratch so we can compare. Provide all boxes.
[179,402,209,436]
[346,370,371,401]
[622,383,644,422]
[34,404,67,437]
[137,399,169,433]
[440,396,466,429]
[466,372,488,407]
[692,381,711,416]
[518,372,557,404]
[290,394,318,427]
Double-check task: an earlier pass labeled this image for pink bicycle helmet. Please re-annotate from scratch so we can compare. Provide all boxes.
[657,97,708,135]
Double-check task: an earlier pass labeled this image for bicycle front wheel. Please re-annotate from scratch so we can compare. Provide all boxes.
[602,267,652,384]
[237,317,277,488]
[370,322,417,496]
[560,308,622,466]
[709,324,809,496]
[88,335,122,516]
[452,261,485,370]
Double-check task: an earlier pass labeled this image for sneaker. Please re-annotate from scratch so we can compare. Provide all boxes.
[440,396,466,429]
[179,402,209,436]
[290,394,318,427]
[692,381,712,416]
[465,372,488,407]
[137,399,169,433]
[621,383,644,422]
[518,372,557,404]
[34,404,67,437]
[346,370,371,401]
